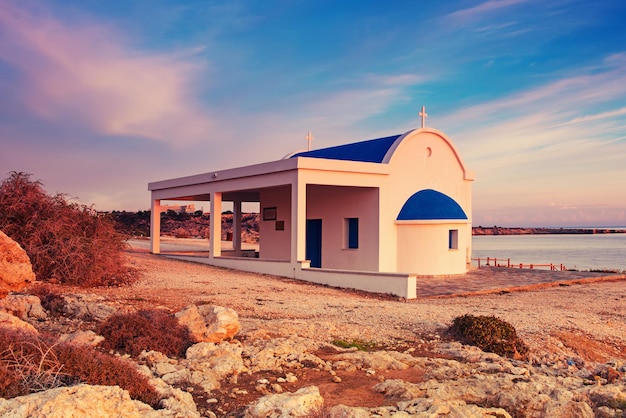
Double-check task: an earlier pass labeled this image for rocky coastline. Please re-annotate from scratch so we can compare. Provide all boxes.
[472,226,626,235]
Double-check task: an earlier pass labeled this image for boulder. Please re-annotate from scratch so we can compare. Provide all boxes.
[244,386,324,417]
[0,230,36,296]
[185,341,246,378]
[0,294,47,320]
[175,304,240,343]
[0,311,38,334]
[0,384,163,418]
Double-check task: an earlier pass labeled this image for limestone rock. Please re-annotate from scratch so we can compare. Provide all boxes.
[329,349,418,371]
[0,384,167,418]
[185,341,245,378]
[374,379,426,401]
[244,386,324,418]
[61,294,117,321]
[329,404,371,418]
[0,230,36,296]
[183,341,246,392]
[175,304,240,343]
[0,293,47,320]
[0,311,38,334]
[244,336,325,373]
[59,330,105,347]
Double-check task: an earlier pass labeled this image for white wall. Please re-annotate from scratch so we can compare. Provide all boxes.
[306,185,380,271]
[396,221,470,275]
[259,185,291,260]
[379,129,474,274]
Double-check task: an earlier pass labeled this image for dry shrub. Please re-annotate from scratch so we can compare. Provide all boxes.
[28,284,66,317]
[448,314,529,359]
[0,328,161,407]
[0,361,23,399]
[97,310,192,358]
[53,343,161,408]
[0,172,134,286]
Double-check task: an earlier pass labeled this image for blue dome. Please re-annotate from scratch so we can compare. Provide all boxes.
[397,189,467,221]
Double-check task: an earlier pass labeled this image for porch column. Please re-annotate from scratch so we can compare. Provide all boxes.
[150,198,161,254]
[291,177,307,263]
[233,198,242,253]
[209,192,222,259]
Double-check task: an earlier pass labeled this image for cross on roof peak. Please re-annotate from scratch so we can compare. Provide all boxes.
[305,131,314,151]
[419,106,428,128]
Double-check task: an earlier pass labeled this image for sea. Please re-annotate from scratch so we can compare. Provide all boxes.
[472,229,626,271]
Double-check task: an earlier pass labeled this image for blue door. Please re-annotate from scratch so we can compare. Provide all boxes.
[306,219,322,268]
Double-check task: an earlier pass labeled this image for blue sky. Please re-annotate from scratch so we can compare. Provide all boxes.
[1,0,625,227]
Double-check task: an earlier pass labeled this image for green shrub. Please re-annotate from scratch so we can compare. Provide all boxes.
[0,328,161,408]
[97,310,193,358]
[448,314,529,359]
[331,339,378,351]
[0,172,134,286]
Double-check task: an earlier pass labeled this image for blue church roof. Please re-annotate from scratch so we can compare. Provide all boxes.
[291,134,401,163]
[397,189,468,221]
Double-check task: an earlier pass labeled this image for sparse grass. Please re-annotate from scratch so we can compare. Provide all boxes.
[331,339,378,351]
[0,328,161,408]
[448,314,529,360]
[97,309,193,358]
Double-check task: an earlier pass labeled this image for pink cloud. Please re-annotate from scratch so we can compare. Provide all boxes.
[446,0,531,22]
[0,1,212,145]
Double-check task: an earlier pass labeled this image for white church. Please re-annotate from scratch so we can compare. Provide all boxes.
[148,108,474,299]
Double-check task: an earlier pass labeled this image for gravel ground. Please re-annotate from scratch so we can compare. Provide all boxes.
[77,238,625,365]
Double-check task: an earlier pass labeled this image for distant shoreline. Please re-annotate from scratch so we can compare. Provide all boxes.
[472,226,626,235]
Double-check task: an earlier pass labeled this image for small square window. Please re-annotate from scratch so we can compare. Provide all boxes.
[346,218,359,249]
[449,229,459,250]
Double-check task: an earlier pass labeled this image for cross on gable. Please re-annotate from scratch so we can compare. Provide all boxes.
[305,131,314,151]
[419,106,428,128]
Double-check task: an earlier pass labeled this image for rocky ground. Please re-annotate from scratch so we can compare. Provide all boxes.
[1,243,625,417]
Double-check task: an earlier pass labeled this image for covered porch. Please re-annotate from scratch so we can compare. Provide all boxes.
[147,158,417,299]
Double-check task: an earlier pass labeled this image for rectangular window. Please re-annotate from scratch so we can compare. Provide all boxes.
[346,218,359,249]
[449,229,459,250]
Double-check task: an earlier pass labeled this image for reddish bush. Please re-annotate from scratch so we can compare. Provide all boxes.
[0,172,135,286]
[0,328,161,408]
[54,343,161,408]
[0,362,24,399]
[97,310,192,358]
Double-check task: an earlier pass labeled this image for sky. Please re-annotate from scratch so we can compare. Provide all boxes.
[1,0,626,227]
